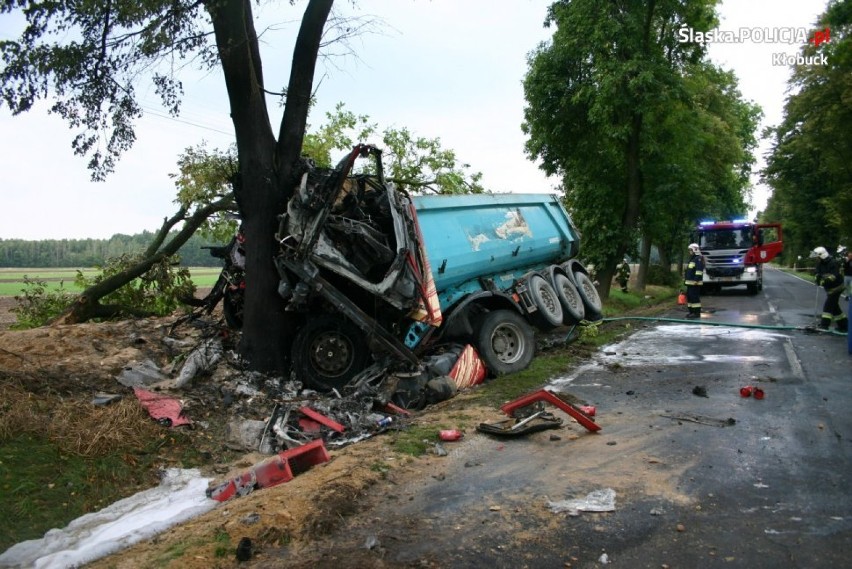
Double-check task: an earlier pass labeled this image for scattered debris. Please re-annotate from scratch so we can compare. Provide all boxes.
[133,387,192,427]
[548,488,617,516]
[207,439,331,502]
[500,389,601,433]
[235,537,253,561]
[477,411,563,437]
[692,385,708,398]
[174,337,223,388]
[116,359,167,387]
[439,429,463,441]
[92,392,123,406]
[661,413,735,428]
[578,405,596,416]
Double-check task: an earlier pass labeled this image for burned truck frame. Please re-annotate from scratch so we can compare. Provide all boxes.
[275,144,600,392]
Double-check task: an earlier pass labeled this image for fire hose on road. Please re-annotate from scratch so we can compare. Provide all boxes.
[574,316,848,337]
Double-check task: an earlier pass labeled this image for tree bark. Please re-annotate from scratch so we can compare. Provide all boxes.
[208,0,333,372]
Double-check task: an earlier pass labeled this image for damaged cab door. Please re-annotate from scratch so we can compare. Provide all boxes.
[275,145,440,391]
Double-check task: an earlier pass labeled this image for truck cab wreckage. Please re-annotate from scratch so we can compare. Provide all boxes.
[273,144,602,401]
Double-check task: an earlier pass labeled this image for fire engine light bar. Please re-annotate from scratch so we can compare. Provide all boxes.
[699,220,715,226]
[732,218,749,223]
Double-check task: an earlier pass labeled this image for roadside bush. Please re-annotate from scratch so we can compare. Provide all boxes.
[74,254,197,317]
[11,256,196,329]
[646,264,680,287]
[11,277,76,329]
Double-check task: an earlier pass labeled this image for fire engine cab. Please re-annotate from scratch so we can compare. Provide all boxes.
[693,219,783,295]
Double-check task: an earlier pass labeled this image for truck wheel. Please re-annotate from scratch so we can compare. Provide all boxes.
[747,282,759,295]
[573,272,602,320]
[474,309,535,376]
[552,272,585,324]
[528,274,563,329]
[291,316,369,392]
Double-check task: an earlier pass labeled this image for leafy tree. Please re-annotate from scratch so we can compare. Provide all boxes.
[638,62,760,287]
[1,0,337,371]
[763,0,851,261]
[304,103,484,194]
[523,0,740,296]
[11,277,76,329]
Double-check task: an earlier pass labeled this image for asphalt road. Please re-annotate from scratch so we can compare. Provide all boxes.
[265,267,851,569]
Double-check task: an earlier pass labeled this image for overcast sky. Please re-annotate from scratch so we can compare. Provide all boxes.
[0,0,828,240]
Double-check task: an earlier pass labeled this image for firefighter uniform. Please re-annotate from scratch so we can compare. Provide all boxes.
[684,244,704,319]
[814,248,848,332]
[616,259,631,293]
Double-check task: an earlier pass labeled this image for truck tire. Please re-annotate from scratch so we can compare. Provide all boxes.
[291,316,369,392]
[528,274,563,329]
[474,309,535,376]
[747,282,759,295]
[573,271,602,321]
[552,272,585,324]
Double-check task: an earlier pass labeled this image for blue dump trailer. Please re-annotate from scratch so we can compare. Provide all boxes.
[275,145,601,391]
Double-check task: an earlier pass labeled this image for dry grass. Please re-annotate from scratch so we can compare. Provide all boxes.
[0,381,162,457]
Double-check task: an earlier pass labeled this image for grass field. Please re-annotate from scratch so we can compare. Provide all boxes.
[0,267,222,296]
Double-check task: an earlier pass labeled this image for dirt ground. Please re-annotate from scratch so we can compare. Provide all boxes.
[0,298,543,568]
[0,296,16,330]
[0,297,673,568]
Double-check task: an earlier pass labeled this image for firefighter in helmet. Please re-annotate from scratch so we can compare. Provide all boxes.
[811,246,848,332]
[684,243,704,319]
[616,257,631,293]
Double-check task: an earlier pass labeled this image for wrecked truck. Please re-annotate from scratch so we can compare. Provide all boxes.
[274,144,601,392]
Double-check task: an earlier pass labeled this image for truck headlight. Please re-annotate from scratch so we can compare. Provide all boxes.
[745,266,757,273]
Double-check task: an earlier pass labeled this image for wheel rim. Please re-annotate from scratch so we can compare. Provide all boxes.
[491,322,526,364]
[309,332,354,378]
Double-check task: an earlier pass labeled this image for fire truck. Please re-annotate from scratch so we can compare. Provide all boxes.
[693,219,783,294]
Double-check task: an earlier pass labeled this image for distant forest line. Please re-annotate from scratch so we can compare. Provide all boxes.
[0,232,227,268]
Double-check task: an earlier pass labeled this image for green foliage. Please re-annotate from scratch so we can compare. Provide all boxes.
[0,0,213,180]
[213,530,232,558]
[389,426,435,457]
[646,265,680,287]
[170,144,239,243]
[0,431,204,554]
[379,127,484,194]
[763,1,851,261]
[303,103,485,195]
[11,277,76,328]
[523,0,759,283]
[0,232,224,268]
[75,254,197,317]
[303,102,378,168]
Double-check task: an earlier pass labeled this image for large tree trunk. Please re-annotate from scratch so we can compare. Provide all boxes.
[209,0,333,372]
